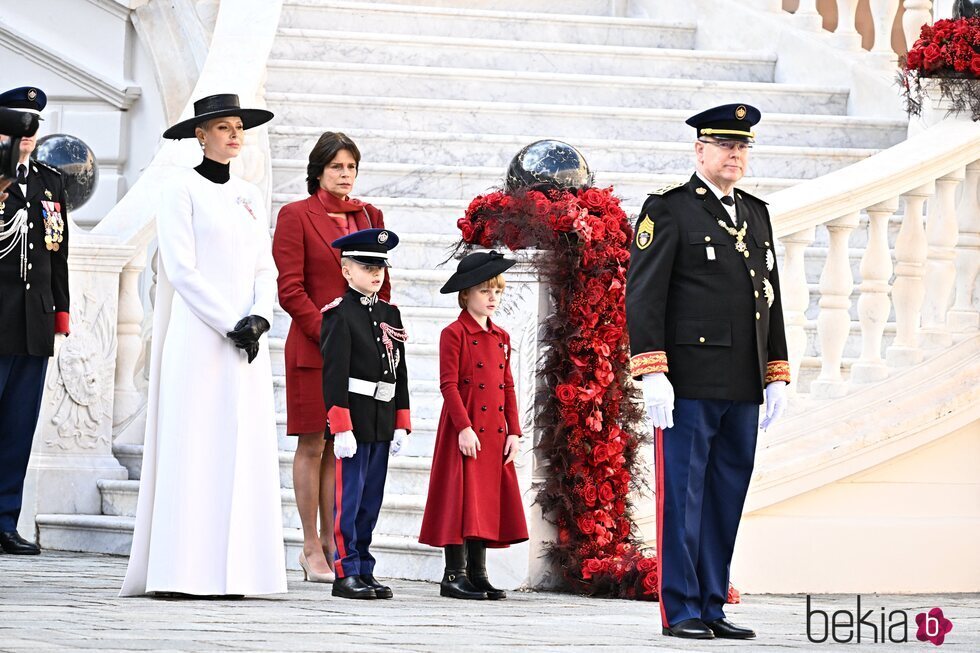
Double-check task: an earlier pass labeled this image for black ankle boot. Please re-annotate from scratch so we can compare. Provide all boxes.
[466,539,506,600]
[440,544,487,600]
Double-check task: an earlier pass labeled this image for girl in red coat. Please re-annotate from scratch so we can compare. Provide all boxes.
[272,132,390,584]
[419,251,529,600]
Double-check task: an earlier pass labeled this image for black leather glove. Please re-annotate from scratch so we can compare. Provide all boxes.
[243,340,260,364]
[227,315,270,348]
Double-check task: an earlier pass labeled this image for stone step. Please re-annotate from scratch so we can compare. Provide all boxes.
[271,159,796,206]
[35,514,443,579]
[280,0,695,48]
[271,31,776,82]
[280,452,435,495]
[267,62,849,115]
[265,93,908,149]
[269,127,871,180]
[295,0,617,17]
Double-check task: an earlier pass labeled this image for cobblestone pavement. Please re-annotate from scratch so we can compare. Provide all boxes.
[1,552,977,652]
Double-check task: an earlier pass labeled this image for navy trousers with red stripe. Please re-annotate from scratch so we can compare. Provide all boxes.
[654,398,759,628]
[333,440,390,578]
[0,354,48,532]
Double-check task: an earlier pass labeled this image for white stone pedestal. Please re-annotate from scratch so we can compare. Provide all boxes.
[19,236,136,538]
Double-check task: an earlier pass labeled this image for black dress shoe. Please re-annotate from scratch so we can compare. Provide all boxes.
[360,573,393,599]
[707,618,756,639]
[332,575,378,600]
[662,618,715,639]
[440,569,488,600]
[0,531,40,555]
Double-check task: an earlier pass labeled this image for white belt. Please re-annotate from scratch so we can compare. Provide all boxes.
[348,378,396,402]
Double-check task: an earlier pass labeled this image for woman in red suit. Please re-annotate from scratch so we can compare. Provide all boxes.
[419,251,528,600]
[272,132,390,583]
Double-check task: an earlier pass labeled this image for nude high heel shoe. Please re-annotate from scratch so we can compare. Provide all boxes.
[299,551,335,583]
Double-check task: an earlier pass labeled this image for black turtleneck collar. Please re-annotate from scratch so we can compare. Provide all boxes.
[194,156,230,184]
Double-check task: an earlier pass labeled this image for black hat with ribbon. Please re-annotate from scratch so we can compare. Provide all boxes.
[163,94,274,140]
[440,250,516,294]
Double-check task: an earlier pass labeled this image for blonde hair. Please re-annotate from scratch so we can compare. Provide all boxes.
[458,274,507,310]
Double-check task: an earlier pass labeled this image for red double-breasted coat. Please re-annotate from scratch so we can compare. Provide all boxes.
[272,192,390,434]
[419,310,528,547]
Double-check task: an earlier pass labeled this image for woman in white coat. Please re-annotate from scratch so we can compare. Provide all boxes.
[121,94,287,597]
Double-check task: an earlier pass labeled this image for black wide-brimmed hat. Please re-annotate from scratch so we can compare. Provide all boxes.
[163,94,274,140]
[440,251,516,294]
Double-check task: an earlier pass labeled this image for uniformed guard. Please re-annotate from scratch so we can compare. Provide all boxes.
[0,86,70,555]
[321,228,411,600]
[626,104,790,640]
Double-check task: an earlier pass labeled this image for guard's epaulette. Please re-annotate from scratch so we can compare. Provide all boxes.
[648,181,684,196]
[33,160,61,176]
[734,187,768,206]
[320,296,344,313]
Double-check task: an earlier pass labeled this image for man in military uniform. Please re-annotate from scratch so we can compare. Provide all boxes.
[321,228,411,600]
[626,104,789,639]
[0,87,70,555]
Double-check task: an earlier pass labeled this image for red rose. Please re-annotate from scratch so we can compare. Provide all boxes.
[556,383,578,405]
[557,212,576,231]
[597,481,615,505]
[582,482,598,506]
[576,513,596,534]
[636,556,656,573]
[617,518,632,538]
[582,558,604,579]
[922,43,943,71]
[579,187,606,210]
[971,55,980,77]
[642,571,659,594]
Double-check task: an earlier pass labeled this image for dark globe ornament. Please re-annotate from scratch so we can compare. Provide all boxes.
[505,140,593,193]
[35,133,98,212]
[954,0,980,17]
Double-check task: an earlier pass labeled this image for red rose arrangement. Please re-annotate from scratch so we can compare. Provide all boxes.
[455,186,739,604]
[901,16,980,121]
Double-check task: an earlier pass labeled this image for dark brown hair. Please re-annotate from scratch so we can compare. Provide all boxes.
[306,131,361,196]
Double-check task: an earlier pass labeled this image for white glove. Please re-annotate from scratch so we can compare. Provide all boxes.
[760,381,787,430]
[333,431,357,459]
[390,429,409,456]
[642,372,674,430]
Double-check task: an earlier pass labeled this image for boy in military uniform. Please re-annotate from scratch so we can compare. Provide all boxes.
[626,104,790,640]
[321,228,411,599]
[0,86,70,555]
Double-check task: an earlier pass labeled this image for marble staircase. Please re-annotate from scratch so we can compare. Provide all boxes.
[37,0,918,584]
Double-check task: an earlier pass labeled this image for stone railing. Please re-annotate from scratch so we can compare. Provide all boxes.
[18,0,284,534]
[768,112,980,399]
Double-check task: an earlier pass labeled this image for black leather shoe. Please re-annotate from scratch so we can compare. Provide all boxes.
[0,531,40,555]
[331,575,378,599]
[662,618,715,639]
[468,572,506,600]
[707,618,756,639]
[360,573,393,599]
[440,569,488,600]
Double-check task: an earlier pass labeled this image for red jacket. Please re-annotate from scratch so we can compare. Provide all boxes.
[272,195,390,371]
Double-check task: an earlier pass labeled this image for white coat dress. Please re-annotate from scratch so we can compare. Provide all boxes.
[120,168,287,596]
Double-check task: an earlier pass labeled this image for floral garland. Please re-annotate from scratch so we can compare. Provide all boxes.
[455,186,739,604]
[900,16,980,121]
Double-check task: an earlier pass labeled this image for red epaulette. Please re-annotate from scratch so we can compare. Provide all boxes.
[320,296,344,313]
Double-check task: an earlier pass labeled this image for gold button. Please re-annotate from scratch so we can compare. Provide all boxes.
[756,312,761,320]
[750,270,755,277]
[699,337,705,343]
[704,236,711,242]
[754,290,759,298]
[743,251,750,258]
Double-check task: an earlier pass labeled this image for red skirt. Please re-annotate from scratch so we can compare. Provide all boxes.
[418,410,528,548]
[284,359,327,436]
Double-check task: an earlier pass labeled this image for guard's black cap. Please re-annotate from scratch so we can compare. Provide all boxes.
[440,250,516,294]
[0,86,47,115]
[686,103,761,142]
[332,228,399,268]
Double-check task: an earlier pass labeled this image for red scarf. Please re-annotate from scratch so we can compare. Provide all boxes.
[316,188,371,233]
